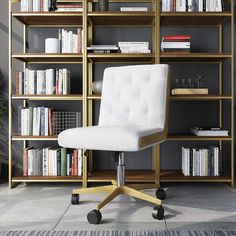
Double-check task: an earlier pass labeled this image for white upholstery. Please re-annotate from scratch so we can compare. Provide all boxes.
[58,64,169,152]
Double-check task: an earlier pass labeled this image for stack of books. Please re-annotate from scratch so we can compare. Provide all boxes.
[59,28,83,53]
[118,42,150,53]
[162,0,223,12]
[56,2,83,12]
[161,35,191,52]
[120,7,148,12]
[16,68,71,95]
[23,147,83,177]
[19,107,81,136]
[191,127,229,136]
[87,45,119,53]
[21,0,50,12]
[182,146,221,176]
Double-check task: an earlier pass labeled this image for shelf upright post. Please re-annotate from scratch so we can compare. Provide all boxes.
[218,23,223,158]
[230,0,234,188]
[82,0,88,188]
[8,0,13,188]
[152,0,161,188]
[88,0,94,177]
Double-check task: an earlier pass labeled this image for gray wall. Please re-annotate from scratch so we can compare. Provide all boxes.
[0,0,235,177]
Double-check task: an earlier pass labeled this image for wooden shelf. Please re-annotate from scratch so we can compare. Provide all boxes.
[170,95,232,100]
[88,170,155,182]
[160,12,232,26]
[160,53,232,63]
[88,12,155,26]
[12,176,83,183]
[88,53,155,63]
[88,95,232,101]
[12,135,58,141]
[12,53,83,63]
[160,170,231,183]
[12,12,83,26]
[12,95,83,101]
[167,134,232,141]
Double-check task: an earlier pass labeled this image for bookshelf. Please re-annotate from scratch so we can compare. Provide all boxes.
[8,0,234,188]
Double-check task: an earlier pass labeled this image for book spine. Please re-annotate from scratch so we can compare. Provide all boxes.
[57,150,61,176]
[78,149,82,176]
[73,149,78,176]
[187,0,193,12]
[23,148,28,176]
[61,148,67,176]
[49,108,53,136]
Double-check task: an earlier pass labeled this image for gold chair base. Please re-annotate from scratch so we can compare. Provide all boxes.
[72,180,162,211]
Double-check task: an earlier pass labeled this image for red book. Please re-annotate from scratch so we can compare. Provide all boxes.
[23,147,32,176]
[163,35,191,40]
[73,149,78,176]
[77,28,82,53]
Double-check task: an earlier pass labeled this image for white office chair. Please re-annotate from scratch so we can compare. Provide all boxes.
[58,64,170,224]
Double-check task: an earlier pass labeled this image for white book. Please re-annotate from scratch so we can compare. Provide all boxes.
[28,149,34,176]
[46,69,55,95]
[37,107,41,136]
[19,72,23,95]
[73,34,78,53]
[21,109,24,135]
[120,7,148,12]
[215,0,222,12]
[62,69,67,95]
[121,49,151,53]
[187,0,193,12]
[162,0,173,12]
[43,148,47,176]
[67,154,70,176]
[62,29,65,53]
[198,0,203,11]
[118,41,149,47]
[192,148,196,176]
[69,31,73,53]
[21,0,27,11]
[58,69,63,95]
[44,107,49,136]
[214,147,219,176]
[162,42,190,47]
[33,0,40,11]
[43,0,49,12]
[78,149,82,176]
[195,150,200,176]
[25,108,29,135]
[178,0,187,12]
[37,70,44,95]
[24,68,29,95]
[56,8,83,12]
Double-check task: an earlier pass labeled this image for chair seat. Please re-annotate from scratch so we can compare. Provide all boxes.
[58,126,163,152]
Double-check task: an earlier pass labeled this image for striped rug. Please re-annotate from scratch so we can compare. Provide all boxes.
[0,231,236,236]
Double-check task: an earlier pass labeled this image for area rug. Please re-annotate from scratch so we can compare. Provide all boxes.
[0,231,236,236]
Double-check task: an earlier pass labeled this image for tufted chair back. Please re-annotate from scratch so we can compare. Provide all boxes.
[98,64,169,131]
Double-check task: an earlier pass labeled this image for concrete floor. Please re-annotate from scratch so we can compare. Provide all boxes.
[0,182,236,231]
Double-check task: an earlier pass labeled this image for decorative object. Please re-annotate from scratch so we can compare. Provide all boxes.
[45,38,59,53]
[98,0,108,11]
[92,81,103,94]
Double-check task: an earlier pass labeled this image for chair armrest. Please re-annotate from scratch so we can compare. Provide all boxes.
[139,131,167,148]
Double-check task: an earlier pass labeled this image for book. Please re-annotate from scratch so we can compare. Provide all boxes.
[162,0,174,12]
[191,127,229,136]
[120,7,148,12]
[171,88,208,95]
[176,0,186,11]
[61,148,67,176]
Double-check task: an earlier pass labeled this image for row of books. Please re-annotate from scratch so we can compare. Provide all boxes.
[56,3,83,12]
[58,29,83,53]
[16,68,71,95]
[182,146,221,176]
[21,0,54,12]
[23,147,83,176]
[19,107,81,136]
[161,35,191,52]
[87,42,150,54]
[162,0,223,12]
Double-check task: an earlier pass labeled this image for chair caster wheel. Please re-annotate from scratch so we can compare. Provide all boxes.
[71,194,80,205]
[87,209,102,224]
[152,205,164,220]
[156,188,166,200]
